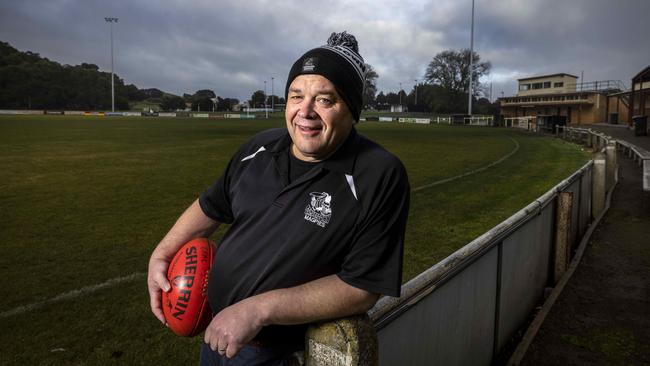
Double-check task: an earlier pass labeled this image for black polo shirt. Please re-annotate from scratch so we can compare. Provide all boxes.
[199,127,409,323]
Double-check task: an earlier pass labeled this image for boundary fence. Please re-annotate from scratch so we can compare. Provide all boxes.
[560,126,650,192]
[0,110,261,119]
[305,129,619,365]
[1,110,498,127]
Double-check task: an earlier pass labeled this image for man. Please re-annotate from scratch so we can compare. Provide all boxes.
[147,32,410,365]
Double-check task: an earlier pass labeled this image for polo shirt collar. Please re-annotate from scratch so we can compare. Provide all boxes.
[269,128,359,175]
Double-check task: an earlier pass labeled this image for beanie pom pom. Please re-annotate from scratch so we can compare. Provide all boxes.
[327,31,359,54]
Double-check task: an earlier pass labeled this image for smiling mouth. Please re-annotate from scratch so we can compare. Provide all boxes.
[297,124,323,133]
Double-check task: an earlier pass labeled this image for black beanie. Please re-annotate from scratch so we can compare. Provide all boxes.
[285,32,366,122]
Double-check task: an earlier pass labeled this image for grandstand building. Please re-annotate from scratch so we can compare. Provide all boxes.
[630,65,650,120]
[499,73,629,125]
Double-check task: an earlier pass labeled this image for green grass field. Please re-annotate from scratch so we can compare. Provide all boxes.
[0,115,588,365]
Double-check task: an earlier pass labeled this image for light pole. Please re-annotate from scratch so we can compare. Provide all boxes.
[414,79,418,105]
[467,0,475,116]
[271,77,274,113]
[264,80,268,119]
[104,17,118,112]
[399,82,402,109]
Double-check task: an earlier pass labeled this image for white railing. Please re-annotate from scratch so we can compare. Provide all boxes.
[504,116,535,130]
[560,126,650,192]
[464,116,494,126]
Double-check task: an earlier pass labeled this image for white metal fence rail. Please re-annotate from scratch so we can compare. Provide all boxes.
[363,131,617,366]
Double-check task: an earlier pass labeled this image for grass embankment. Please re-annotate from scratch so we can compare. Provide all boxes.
[0,115,587,365]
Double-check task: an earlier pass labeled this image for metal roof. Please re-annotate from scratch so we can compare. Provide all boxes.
[518,73,579,82]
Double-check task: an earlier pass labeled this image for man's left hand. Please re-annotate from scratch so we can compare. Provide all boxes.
[203,297,264,358]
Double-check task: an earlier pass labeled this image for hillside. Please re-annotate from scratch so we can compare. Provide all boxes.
[0,41,175,111]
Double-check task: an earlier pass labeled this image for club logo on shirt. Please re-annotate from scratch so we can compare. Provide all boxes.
[304,192,332,228]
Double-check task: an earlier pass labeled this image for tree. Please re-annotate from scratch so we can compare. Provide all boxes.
[375,91,388,110]
[266,95,281,108]
[250,90,265,108]
[192,97,214,111]
[0,41,174,110]
[363,64,378,109]
[193,89,216,99]
[160,95,186,111]
[385,92,399,106]
[215,97,239,111]
[407,84,449,113]
[424,49,491,98]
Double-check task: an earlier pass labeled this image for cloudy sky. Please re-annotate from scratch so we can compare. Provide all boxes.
[1,0,648,102]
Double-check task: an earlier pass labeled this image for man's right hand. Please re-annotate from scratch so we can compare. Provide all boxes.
[147,256,172,325]
[145,198,220,326]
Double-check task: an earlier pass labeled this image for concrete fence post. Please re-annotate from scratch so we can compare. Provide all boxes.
[643,159,650,192]
[305,314,378,366]
[605,142,618,191]
[553,191,573,283]
[586,131,593,148]
[592,153,607,219]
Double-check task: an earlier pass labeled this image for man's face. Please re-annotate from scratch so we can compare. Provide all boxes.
[285,74,354,162]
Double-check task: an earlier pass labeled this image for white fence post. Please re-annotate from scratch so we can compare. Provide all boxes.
[592,152,607,219]
[605,142,618,191]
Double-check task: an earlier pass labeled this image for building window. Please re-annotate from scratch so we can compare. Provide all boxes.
[519,84,530,91]
[554,82,564,88]
[532,82,543,89]
[543,81,551,88]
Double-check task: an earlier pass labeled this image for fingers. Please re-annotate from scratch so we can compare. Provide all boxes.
[225,343,242,359]
[204,321,242,359]
[147,259,171,325]
[147,284,165,324]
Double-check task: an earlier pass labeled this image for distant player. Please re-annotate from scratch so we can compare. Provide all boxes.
[147,31,410,365]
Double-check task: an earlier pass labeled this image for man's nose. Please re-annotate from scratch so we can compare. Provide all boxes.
[298,99,316,118]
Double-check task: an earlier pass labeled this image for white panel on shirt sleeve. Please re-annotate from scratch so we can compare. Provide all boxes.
[345,174,358,200]
[241,146,266,162]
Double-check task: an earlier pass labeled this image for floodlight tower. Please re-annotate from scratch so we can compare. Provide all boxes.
[264,80,268,118]
[399,82,402,107]
[414,79,418,105]
[104,17,118,112]
[467,0,475,116]
[271,77,275,113]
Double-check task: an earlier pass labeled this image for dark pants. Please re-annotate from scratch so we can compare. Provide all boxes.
[199,342,301,366]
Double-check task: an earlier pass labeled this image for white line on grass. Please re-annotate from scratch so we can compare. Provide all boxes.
[0,272,146,319]
[412,137,520,192]
[3,137,520,319]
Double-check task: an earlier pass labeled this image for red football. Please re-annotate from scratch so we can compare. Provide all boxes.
[163,238,215,337]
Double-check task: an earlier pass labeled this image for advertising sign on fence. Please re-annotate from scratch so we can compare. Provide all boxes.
[379,117,394,122]
[192,113,209,118]
[158,112,176,117]
[64,111,85,115]
[398,118,431,124]
[0,110,44,115]
[122,112,142,117]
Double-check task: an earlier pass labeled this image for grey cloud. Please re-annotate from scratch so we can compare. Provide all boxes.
[1,0,648,101]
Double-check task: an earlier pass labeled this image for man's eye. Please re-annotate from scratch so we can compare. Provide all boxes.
[291,95,303,102]
[317,97,332,105]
